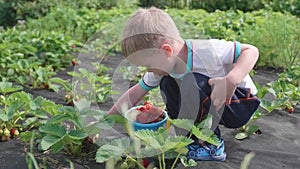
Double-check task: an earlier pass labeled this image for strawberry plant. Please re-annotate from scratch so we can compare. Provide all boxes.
[0,82,24,141]
[235,66,300,140]
[37,99,116,156]
[118,65,146,83]
[92,62,111,76]
[235,96,290,140]
[267,67,300,109]
[68,68,113,103]
[96,116,219,169]
[0,81,67,141]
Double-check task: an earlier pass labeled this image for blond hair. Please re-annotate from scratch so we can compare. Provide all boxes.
[121,7,182,57]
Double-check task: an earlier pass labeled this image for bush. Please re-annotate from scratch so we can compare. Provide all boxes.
[0,0,56,27]
[239,11,300,68]
[167,9,300,68]
[139,0,300,17]
[0,0,138,27]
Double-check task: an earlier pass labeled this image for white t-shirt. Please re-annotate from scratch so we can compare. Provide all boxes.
[139,39,258,94]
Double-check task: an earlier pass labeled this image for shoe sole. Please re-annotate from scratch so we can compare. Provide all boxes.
[187,152,227,161]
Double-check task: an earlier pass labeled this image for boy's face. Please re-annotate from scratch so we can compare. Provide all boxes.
[127,48,175,76]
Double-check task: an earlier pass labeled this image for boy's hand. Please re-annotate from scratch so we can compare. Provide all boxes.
[208,76,236,111]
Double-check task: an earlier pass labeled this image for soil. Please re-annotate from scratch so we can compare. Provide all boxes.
[0,53,299,169]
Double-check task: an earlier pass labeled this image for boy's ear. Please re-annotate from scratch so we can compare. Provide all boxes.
[160,44,173,57]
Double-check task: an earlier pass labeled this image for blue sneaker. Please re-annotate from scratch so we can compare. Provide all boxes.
[186,139,226,161]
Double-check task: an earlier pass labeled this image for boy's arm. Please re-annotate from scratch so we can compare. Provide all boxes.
[107,83,149,114]
[209,43,259,110]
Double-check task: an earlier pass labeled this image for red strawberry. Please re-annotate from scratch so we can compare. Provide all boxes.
[67,100,74,106]
[136,106,146,112]
[142,159,149,168]
[71,45,76,48]
[43,83,49,89]
[287,107,294,113]
[72,60,79,65]
[10,129,16,135]
[145,103,152,110]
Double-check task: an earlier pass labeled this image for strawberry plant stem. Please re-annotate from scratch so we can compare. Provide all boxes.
[125,154,145,169]
[158,155,163,169]
[171,132,193,169]
[162,153,166,169]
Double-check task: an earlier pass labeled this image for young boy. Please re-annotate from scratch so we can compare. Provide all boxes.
[107,7,260,161]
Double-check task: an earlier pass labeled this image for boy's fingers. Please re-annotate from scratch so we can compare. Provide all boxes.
[208,79,214,86]
[208,79,212,85]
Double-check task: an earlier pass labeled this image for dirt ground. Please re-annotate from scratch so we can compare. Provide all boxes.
[0,53,299,169]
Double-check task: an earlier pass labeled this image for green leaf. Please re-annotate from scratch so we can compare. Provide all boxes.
[169,118,194,131]
[9,91,32,103]
[163,136,193,152]
[84,124,102,135]
[79,109,105,116]
[29,97,44,110]
[20,131,42,141]
[40,135,61,150]
[110,137,131,148]
[33,109,48,119]
[96,144,124,163]
[74,99,91,112]
[135,129,164,149]
[23,117,39,127]
[39,124,66,137]
[6,103,23,120]
[42,100,62,116]
[0,109,8,121]
[49,77,70,90]
[71,115,83,130]
[235,132,249,140]
[49,84,60,92]
[104,114,126,124]
[51,141,64,153]
[0,82,23,94]
[68,130,88,140]
[47,114,70,124]
[67,71,82,78]
[174,147,189,155]
[58,106,76,113]
[95,117,115,130]
[197,114,213,129]
[246,125,260,135]
[180,156,197,167]
[260,99,272,112]
[191,126,220,146]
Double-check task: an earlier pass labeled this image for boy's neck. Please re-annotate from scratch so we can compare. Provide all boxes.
[173,41,188,74]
